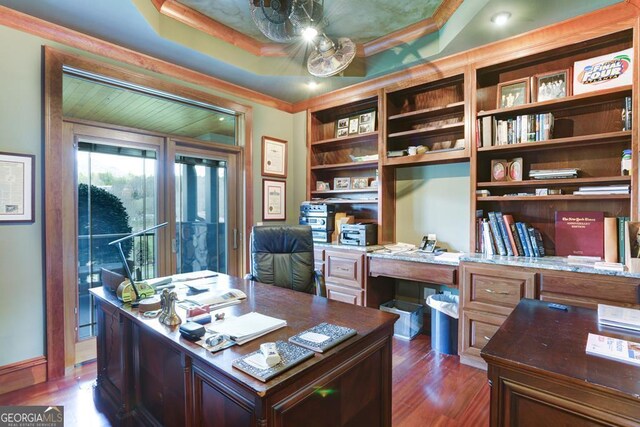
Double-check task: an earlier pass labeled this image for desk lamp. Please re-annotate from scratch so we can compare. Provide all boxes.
[108,222,167,307]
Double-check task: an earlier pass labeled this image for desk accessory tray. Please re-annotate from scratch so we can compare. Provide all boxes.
[232,341,314,382]
[288,323,357,353]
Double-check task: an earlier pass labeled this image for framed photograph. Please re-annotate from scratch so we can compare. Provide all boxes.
[533,69,571,102]
[507,157,523,181]
[335,117,349,138]
[261,136,287,178]
[334,177,351,190]
[358,110,376,134]
[336,127,348,138]
[262,179,286,221]
[337,118,349,129]
[497,78,530,109]
[351,177,369,189]
[316,181,330,191]
[0,152,35,223]
[490,159,508,182]
[348,117,359,135]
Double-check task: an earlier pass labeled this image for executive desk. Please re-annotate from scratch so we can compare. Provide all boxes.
[482,299,640,426]
[91,274,398,427]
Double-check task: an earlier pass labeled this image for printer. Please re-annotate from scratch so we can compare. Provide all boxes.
[340,224,377,246]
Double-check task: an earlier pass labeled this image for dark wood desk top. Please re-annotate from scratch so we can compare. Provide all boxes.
[91,274,398,396]
[482,298,640,400]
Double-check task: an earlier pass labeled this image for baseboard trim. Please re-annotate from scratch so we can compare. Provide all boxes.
[0,356,47,395]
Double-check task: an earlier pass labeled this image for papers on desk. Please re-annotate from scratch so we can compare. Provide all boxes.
[434,252,463,261]
[182,276,218,291]
[585,333,640,367]
[374,242,416,253]
[208,312,286,345]
[598,304,640,332]
[179,288,246,310]
[171,270,218,282]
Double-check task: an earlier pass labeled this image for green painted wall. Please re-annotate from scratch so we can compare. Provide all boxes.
[0,24,304,366]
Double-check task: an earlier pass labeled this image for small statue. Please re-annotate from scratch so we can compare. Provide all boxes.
[159,289,182,326]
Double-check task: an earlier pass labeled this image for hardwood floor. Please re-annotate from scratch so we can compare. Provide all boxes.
[0,334,489,426]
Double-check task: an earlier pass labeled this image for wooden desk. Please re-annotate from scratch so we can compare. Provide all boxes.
[91,274,398,427]
[482,299,640,426]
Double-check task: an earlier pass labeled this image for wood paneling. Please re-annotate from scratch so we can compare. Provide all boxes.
[0,357,47,395]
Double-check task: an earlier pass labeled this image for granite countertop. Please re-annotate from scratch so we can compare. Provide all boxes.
[313,242,382,252]
[460,253,640,279]
[368,250,461,266]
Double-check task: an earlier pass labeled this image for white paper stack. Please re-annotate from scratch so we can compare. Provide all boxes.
[208,312,287,345]
[585,333,640,367]
[598,304,640,332]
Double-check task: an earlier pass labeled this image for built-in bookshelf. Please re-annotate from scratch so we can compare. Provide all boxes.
[472,30,635,255]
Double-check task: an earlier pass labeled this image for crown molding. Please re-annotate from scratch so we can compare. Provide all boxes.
[0,5,294,112]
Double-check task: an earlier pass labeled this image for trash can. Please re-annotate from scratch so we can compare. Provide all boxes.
[426,294,459,354]
[380,300,424,340]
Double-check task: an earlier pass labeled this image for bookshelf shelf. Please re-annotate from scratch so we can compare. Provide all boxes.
[388,122,464,139]
[477,194,630,202]
[477,176,631,188]
[477,131,631,154]
[318,199,378,204]
[384,148,468,166]
[387,101,464,121]
[311,131,378,147]
[311,188,378,195]
[477,86,632,118]
[310,160,378,171]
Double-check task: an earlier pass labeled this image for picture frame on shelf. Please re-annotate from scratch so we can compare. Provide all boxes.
[335,117,349,138]
[533,68,571,102]
[334,177,351,190]
[262,179,286,221]
[316,181,330,191]
[348,116,359,135]
[261,136,287,178]
[491,159,508,182]
[497,78,530,109]
[351,177,369,189]
[358,110,376,134]
[508,157,523,181]
[0,151,35,223]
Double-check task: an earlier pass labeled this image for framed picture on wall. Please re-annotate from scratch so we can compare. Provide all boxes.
[496,78,530,109]
[263,179,286,221]
[0,152,35,222]
[261,136,288,178]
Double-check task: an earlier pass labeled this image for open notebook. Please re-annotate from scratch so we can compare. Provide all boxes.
[207,312,287,345]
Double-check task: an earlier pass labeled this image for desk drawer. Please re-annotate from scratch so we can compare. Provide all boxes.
[369,258,456,287]
[461,264,536,316]
[459,310,505,370]
[325,250,364,289]
[539,272,640,309]
[326,283,363,306]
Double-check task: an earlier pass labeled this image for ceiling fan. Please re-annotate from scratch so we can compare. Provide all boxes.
[249,0,356,77]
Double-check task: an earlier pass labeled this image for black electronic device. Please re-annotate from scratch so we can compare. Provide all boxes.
[179,321,206,341]
[299,215,335,231]
[340,224,377,246]
[300,202,336,242]
[300,202,336,216]
[420,234,437,253]
[312,230,333,243]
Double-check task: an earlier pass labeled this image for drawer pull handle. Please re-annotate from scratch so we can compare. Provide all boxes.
[484,336,491,341]
[485,289,510,295]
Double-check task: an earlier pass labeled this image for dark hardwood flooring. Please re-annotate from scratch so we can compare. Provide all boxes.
[0,334,489,426]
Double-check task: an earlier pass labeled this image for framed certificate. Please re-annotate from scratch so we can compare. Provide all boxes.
[0,152,35,222]
[261,136,288,178]
[263,179,286,221]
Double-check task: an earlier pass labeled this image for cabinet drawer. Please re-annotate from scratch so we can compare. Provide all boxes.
[326,283,363,306]
[459,310,506,370]
[540,272,640,309]
[461,264,536,316]
[369,257,456,287]
[325,250,364,289]
[314,248,324,262]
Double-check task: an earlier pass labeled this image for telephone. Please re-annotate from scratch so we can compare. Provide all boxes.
[420,234,437,253]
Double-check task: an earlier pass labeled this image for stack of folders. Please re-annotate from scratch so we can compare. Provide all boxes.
[208,312,286,345]
[529,168,579,179]
[573,185,630,196]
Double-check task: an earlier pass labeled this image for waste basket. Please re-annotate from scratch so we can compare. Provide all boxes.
[426,293,459,354]
[379,300,424,340]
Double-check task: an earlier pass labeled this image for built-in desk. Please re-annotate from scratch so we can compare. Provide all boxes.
[91,274,397,427]
[482,298,640,426]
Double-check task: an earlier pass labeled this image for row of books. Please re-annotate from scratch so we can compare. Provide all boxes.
[476,211,545,257]
[623,96,632,131]
[478,113,554,147]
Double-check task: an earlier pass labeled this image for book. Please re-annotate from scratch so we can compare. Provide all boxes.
[618,216,629,264]
[482,220,495,255]
[624,96,632,131]
[585,333,640,367]
[207,312,286,345]
[527,227,540,257]
[481,116,493,147]
[502,214,520,256]
[604,217,619,263]
[554,211,604,258]
[598,304,640,332]
[509,222,525,256]
[496,212,514,256]
[288,323,357,353]
[487,212,507,256]
[516,222,533,257]
[232,340,314,382]
[533,228,546,257]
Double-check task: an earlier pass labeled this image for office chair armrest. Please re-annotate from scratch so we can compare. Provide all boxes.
[313,269,326,297]
[244,273,256,281]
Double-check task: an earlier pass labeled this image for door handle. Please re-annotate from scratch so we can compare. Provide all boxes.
[233,229,238,250]
[485,289,510,295]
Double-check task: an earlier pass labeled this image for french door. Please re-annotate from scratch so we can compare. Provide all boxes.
[65,124,242,365]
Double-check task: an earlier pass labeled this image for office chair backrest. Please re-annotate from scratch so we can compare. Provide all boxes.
[250,225,316,294]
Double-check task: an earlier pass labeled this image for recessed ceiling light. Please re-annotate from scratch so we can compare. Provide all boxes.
[307,81,319,90]
[302,26,318,41]
[218,117,225,121]
[491,12,511,26]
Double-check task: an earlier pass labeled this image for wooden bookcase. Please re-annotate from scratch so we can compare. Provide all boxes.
[306,91,395,243]
[384,73,470,166]
[472,30,636,255]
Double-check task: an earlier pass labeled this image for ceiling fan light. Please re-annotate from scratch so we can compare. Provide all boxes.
[490,12,511,26]
[301,26,318,41]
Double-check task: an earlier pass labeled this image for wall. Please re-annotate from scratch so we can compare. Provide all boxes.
[0,23,301,366]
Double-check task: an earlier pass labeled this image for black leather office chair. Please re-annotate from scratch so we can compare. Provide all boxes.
[245,225,325,297]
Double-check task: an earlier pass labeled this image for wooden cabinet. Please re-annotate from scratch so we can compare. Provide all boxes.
[326,283,363,305]
[324,248,366,306]
[472,30,636,254]
[459,262,536,369]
